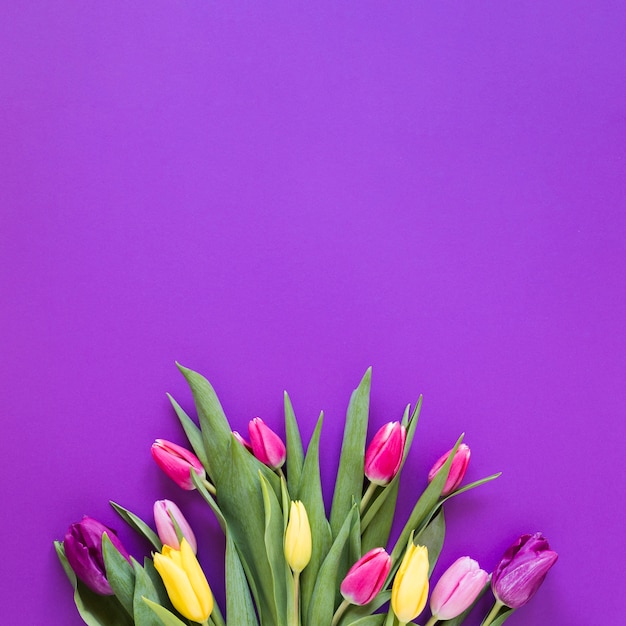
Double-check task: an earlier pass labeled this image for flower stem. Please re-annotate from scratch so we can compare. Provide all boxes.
[291,570,301,626]
[424,617,438,626]
[331,599,350,626]
[359,481,377,514]
[202,478,217,495]
[482,600,505,626]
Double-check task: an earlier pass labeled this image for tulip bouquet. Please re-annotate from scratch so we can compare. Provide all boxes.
[55,366,557,626]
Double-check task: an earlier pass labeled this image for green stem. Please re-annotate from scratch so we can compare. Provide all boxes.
[291,570,300,626]
[424,617,438,626]
[202,478,217,496]
[482,600,505,626]
[331,599,350,626]
[359,481,377,514]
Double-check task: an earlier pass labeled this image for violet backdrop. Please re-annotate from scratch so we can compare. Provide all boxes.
[1,2,624,625]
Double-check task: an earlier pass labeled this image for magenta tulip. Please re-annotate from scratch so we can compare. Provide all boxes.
[248,418,286,469]
[233,430,253,451]
[151,439,206,490]
[492,533,558,609]
[64,516,131,595]
[364,421,406,486]
[154,499,198,553]
[340,548,392,606]
[427,443,471,496]
[430,556,489,620]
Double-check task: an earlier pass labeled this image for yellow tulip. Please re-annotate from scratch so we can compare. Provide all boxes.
[284,500,312,573]
[153,538,214,623]
[391,541,429,624]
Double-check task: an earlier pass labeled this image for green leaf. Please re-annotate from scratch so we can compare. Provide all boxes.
[297,413,333,622]
[346,616,386,626]
[308,505,358,626]
[102,533,135,616]
[389,434,464,572]
[442,472,502,501]
[284,391,304,497]
[479,605,516,626]
[340,592,391,624]
[142,557,173,611]
[330,368,371,538]
[225,531,259,626]
[413,509,445,576]
[132,558,164,626]
[190,469,227,533]
[176,364,234,485]
[142,598,188,626]
[110,501,162,551]
[54,541,133,626]
[260,472,288,626]
[167,392,212,479]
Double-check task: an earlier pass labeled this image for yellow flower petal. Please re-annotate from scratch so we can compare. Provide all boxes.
[391,543,429,623]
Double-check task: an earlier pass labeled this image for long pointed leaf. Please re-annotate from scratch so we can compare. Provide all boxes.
[102,533,135,616]
[110,501,162,551]
[284,391,304,496]
[142,598,188,626]
[132,559,163,626]
[225,531,259,626]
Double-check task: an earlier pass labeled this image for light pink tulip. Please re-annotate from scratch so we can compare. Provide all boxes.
[340,548,392,606]
[151,439,206,490]
[364,422,406,486]
[427,443,471,496]
[248,418,286,469]
[430,556,489,620]
[153,499,198,553]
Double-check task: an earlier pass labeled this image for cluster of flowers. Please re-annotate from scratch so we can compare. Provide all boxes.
[55,366,557,626]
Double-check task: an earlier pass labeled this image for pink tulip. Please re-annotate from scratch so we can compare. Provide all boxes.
[153,499,198,554]
[364,422,406,486]
[233,430,252,451]
[427,443,471,496]
[430,556,489,620]
[151,439,206,490]
[248,418,286,469]
[340,548,392,606]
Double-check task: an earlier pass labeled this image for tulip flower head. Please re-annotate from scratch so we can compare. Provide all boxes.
[364,421,407,486]
[154,499,198,554]
[492,533,558,609]
[63,516,131,595]
[340,548,392,606]
[391,540,429,624]
[153,538,214,623]
[233,430,253,451]
[430,556,489,620]
[284,500,312,573]
[151,439,206,490]
[428,443,471,496]
[248,417,286,469]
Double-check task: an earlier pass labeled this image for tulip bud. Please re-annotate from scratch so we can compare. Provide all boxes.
[248,417,286,469]
[233,430,252,451]
[428,443,471,496]
[492,533,558,609]
[154,499,198,554]
[63,516,131,595]
[284,501,312,573]
[340,548,392,606]
[430,556,489,620]
[391,542,429,623]
[153,538,214,623]
[151,439,206,490]
[364,421,407,486]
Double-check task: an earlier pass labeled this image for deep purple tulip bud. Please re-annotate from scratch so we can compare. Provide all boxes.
[248,418,286,469]
[233,430,253,451]
[154,499,198,554]
[340,548,392,606]
[430,556,489,620]
[64,516,131,595]
[364,422,407,486]
[492,533,558,609]
[427,443,471,496]
[151,439,206,490]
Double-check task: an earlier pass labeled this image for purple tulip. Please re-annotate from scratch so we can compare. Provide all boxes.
[427,443,471,496]
[64,516,131,595]
[430,556,489,620]
[492,533,558,608]
[340,548,392,606]
[151,439,206,490]
[364,422,407,486]
[154,499,198,553]
[248,418,286,469]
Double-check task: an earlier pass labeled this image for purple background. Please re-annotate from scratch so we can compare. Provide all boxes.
[1,2,624,624]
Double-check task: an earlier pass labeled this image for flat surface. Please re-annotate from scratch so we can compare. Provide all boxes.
[1,2,625,624]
